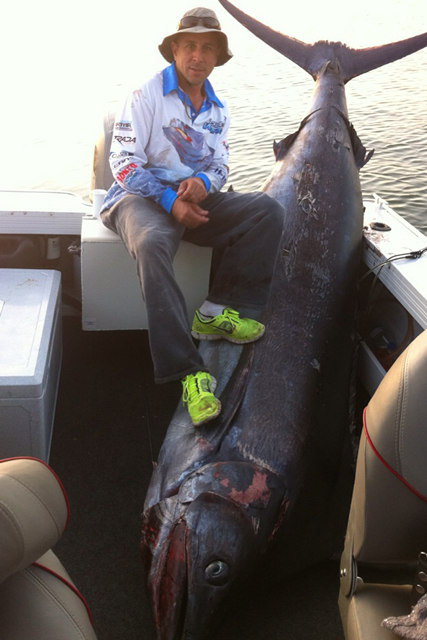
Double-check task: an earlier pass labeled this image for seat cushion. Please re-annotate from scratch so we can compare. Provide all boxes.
[365,329,427,498]
[0,458,68,584]
[0,550,97,639]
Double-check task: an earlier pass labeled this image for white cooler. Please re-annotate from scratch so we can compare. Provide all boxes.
[0,269,62,462]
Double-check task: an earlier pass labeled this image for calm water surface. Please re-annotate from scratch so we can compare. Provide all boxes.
[2,0,426,232]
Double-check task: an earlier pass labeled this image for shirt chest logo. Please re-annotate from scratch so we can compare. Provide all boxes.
[203,118,225,135]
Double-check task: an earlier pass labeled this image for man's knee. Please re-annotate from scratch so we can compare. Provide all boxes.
[258,193,285,232]
[134,227,174,262]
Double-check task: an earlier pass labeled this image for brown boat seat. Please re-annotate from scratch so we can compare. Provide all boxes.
[338,328,427,639]
[0,457,97,639]
[90,110,115,195]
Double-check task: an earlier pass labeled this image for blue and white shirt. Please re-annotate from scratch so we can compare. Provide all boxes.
[101,63,230,214]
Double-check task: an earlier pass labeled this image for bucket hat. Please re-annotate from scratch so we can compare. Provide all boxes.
[159,7,233,66]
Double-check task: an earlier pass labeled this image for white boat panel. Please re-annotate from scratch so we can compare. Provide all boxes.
[0,190,92,235]
[363,196,427,330]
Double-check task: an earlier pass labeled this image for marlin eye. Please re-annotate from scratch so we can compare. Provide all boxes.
[204,560,230,585]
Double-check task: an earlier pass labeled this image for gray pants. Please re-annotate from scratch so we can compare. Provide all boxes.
[101,190,285,383]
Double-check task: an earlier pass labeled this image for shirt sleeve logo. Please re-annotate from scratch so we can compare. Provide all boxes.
[115,121,133,131]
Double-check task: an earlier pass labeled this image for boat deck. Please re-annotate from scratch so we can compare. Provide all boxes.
[2,189,422,637]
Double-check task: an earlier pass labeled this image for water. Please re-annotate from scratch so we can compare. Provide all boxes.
[2,0,426,232]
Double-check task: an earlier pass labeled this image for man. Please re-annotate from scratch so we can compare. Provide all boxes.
[100,7,285,427]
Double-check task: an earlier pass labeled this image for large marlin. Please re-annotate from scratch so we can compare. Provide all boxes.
[141,3,427,638]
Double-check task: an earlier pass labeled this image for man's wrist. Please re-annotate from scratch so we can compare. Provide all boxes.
[160,187,178,213]
[195,173,211,193]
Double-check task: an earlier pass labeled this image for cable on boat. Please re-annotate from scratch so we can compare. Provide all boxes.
[357,246,427,370]
[358,245,427,285]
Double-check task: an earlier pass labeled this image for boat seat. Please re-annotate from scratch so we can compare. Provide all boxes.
[338,328,427,639]
[0,458,97,639]
[90,110,116,195]
[81,111,212,331]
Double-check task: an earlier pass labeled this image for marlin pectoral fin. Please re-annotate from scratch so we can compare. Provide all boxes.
[334,108,375,168]
[274,111,322,161]
[274,132,301,161]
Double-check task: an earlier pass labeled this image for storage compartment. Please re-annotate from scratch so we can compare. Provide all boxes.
[0,235,43,269]
[81,216,212,331]
[0,269,62,462]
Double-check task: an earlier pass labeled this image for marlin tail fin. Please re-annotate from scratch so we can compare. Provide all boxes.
[218,0,427,82]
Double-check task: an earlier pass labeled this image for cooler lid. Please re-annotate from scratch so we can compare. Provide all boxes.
[0,269,61,398]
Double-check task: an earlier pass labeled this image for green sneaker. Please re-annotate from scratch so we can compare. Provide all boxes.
[182,371,221,426]
[191,308,265,344]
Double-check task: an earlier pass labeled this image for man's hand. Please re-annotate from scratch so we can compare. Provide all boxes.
[176,177,207,203]
[171,198,209,229]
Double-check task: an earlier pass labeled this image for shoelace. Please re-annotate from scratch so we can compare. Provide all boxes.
[182,375,211,403]
[222,308,239,326]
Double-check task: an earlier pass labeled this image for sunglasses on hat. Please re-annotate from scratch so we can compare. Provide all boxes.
[178,16,221,30]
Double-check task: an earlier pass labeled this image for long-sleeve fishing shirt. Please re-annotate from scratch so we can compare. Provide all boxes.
[101,62,230,214]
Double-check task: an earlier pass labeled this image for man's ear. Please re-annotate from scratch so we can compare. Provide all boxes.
[170,40,178,60]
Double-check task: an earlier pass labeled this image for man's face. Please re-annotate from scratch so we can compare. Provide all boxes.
[171,32,221,91]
